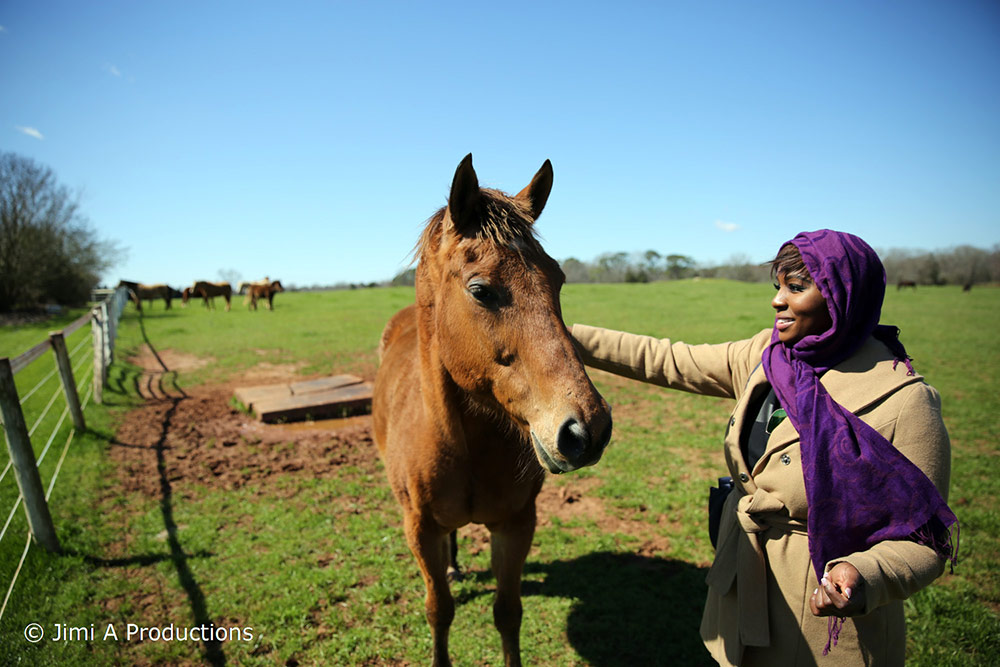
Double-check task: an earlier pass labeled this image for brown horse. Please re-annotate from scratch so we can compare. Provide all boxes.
[897,279,917,290]
[183,281,233,311]
[373,155,612,667]
[246,280,284,310]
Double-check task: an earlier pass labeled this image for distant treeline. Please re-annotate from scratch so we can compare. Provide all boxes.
[388,246,1000,287]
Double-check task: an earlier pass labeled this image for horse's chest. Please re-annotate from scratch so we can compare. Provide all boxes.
[431,442,542,528]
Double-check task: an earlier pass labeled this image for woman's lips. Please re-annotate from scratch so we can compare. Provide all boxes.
[776,318,794,331]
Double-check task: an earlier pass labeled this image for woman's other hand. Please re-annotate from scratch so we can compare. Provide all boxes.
[810,562,866,617]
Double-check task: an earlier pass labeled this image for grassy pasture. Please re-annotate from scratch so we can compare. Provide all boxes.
[0,281,997,665]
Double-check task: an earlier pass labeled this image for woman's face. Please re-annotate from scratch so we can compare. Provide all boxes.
[772,270,832,344]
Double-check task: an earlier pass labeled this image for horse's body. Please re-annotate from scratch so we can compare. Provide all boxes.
[237,278,270,294]
[373,155,612,666]
[183,281,233,311]
[120,281,177,310]
[246,280,284,310]
[897,280,917,290]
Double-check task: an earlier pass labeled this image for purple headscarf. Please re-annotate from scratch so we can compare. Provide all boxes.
[761,230,958,642]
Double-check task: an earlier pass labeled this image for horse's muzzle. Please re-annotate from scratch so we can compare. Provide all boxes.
[532,414,612,474]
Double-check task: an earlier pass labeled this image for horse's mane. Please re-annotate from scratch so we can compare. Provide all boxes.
[413,189,544,262]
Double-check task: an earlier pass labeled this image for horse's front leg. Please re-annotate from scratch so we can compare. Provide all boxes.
[404,510,455,667]
[488,500,536,667]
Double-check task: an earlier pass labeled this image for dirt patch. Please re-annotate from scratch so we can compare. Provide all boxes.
[131,347,212,373]
[111,390,379,497]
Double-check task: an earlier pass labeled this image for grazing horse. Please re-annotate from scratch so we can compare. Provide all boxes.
[897,280,917,291]
[183,281,233,311]
[373,155,613,667]
[247,280,284,310]
[119,281,177,310]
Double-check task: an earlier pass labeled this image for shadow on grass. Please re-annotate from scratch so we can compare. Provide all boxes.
[88,311,225,665]
[455,551,712,665]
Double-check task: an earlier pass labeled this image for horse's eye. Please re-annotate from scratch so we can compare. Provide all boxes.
[468,282,501,308]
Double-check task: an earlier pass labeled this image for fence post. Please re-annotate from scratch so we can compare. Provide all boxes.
[49,331,86,430]
[91,306,105,405]
[100,301,111,387]
[0,358,61,553]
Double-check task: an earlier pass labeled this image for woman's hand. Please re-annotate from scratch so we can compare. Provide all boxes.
[810,562,866,617]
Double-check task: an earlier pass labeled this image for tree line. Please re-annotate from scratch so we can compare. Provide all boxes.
[1,152,123,312]
[392,245,1000,287]
[557,247,1000,286]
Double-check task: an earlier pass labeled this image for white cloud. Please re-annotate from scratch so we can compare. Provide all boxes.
[0,25,7,33]
[105,63,121,77]
[15,126,44,140]
[715,220,740,233]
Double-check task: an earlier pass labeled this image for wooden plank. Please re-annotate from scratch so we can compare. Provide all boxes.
[233,385,292,409]
[289,374,362,395]
[256,382,373,423]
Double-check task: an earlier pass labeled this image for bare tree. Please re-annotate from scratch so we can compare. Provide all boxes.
[0,152,123,311]
[218,268,242,287]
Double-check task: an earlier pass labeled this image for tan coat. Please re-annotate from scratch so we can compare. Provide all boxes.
[571,325,952,666]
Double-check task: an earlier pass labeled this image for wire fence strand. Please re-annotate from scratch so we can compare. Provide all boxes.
[0,495,23,546]
[17,366,57,406]
[0,533,33,625]
[26,385,63,439]
[35,405,70,469]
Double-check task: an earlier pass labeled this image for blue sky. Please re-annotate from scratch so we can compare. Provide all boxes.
[3,1,998,289]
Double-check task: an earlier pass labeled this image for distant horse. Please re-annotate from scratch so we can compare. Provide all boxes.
[897,280,917,291]
[247,280,284,310]
[963,282,973,292]
[237,277,270,294]
[372,155,612,667]
[183,281,233,311]
[119,281,177,310]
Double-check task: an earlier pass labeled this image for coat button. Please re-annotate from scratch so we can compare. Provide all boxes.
[780,454,792,465]
[739,472,749,483]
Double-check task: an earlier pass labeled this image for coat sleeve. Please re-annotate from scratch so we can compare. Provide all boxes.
[570,324,771,399]
[829,382,952,614]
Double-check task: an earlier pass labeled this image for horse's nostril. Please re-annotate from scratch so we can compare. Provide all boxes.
[557,418,589,462]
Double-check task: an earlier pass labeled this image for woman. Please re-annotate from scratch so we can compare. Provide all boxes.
[571,230,957,666]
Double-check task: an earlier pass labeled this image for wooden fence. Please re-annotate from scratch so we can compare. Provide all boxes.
[0,286,130,555]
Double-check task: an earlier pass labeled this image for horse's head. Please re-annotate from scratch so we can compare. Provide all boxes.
[416,154,612,474]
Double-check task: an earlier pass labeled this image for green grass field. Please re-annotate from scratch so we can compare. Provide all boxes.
[0,282,997,665]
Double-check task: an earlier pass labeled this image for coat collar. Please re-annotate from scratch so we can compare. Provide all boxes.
[743,336,924,453]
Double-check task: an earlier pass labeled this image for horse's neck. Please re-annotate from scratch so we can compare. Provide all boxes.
[415,309,469,450]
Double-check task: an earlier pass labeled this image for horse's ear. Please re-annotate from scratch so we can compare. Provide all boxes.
[515,159,553,221]
[447,153,480,233]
